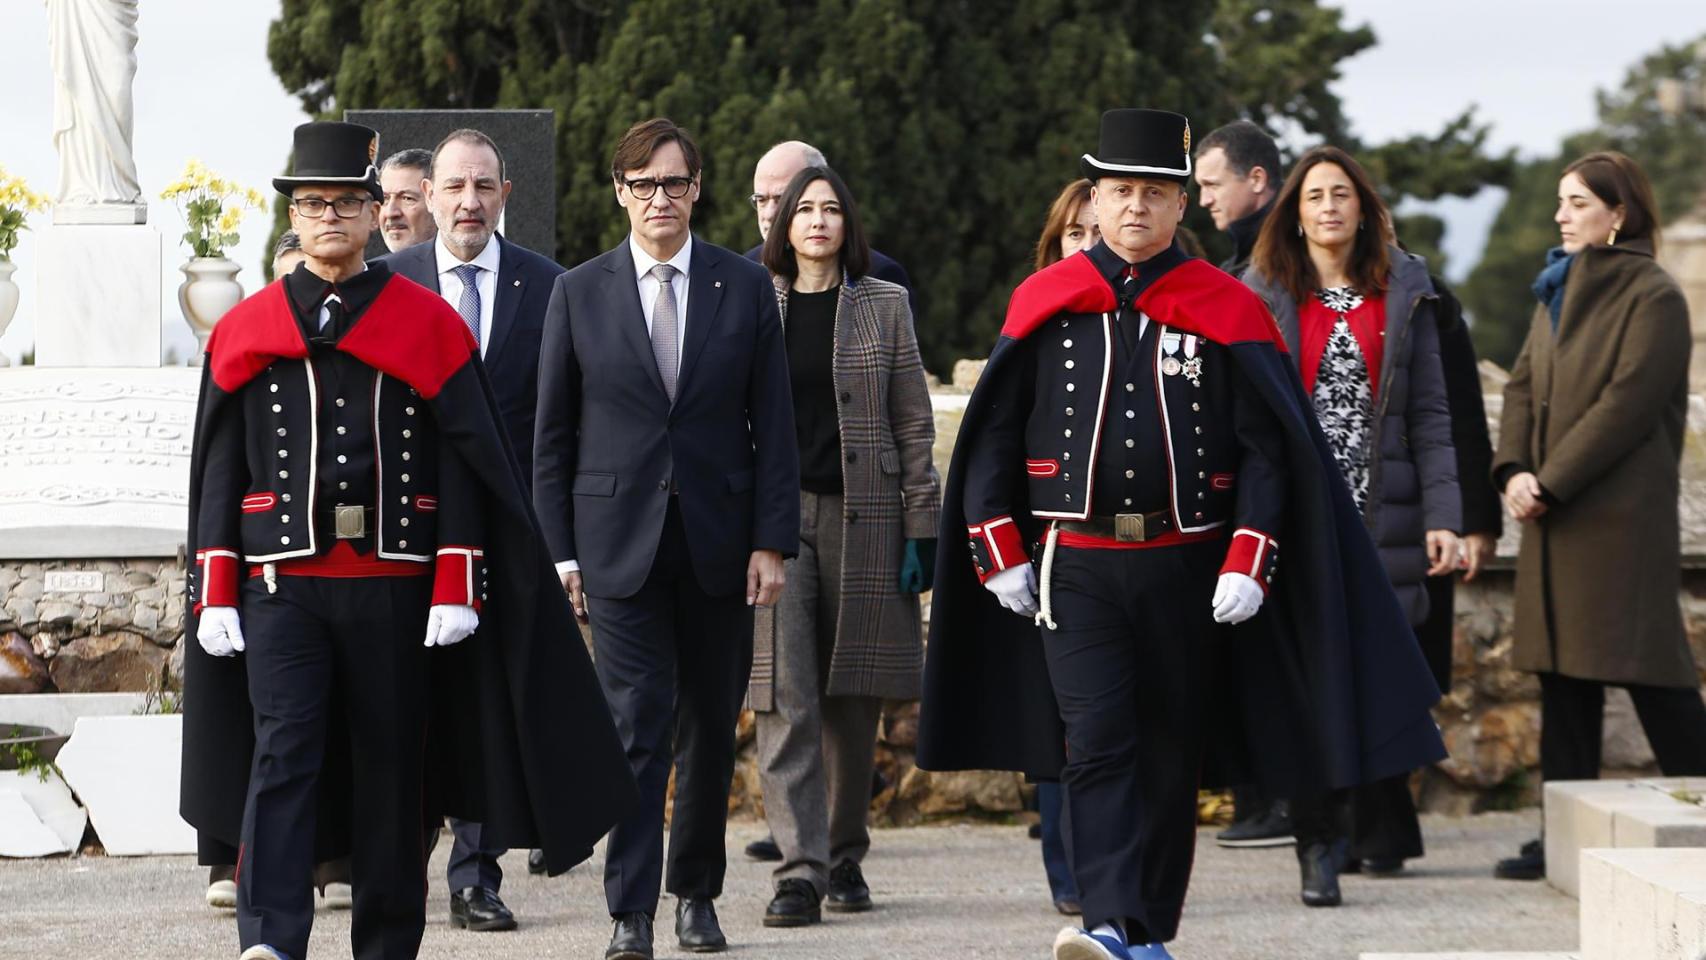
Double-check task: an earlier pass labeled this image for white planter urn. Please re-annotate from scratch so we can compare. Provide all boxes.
[0,259,18,366]
[178,256,244,363]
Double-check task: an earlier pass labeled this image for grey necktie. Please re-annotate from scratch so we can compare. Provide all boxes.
[454,263,482,347]
[650,263,680,400]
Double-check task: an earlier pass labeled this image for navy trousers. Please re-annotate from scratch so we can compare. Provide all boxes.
[588,499,754,916]
[235,575,433,960]
[1038,539,1220,944]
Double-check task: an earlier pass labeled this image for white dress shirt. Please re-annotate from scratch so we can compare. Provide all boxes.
[555,235,695,581]
[435,234,503,358]
[316,264,364,330]
[629,233,692,367]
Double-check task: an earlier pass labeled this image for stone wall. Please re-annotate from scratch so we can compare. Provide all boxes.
[0,559,185,695]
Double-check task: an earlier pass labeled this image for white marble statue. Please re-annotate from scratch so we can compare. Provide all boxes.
[45,0,144,211]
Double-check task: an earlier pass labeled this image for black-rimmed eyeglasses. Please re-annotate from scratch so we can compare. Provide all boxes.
[292,197,372,218]
[622,176,694,200]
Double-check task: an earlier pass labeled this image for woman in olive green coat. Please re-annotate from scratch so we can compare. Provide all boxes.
[1492,151,1706,880]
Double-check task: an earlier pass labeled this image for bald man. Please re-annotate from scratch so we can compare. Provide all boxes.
[744,140,918,324]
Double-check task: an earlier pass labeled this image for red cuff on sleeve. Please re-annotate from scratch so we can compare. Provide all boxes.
[432,546,486,612]
[1220,528,1279,594]
[195,548,240,611]
[967,515,1027,583]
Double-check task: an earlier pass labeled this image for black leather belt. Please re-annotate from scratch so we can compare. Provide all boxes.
[325,505,374,539]
[1056,510,1173,543]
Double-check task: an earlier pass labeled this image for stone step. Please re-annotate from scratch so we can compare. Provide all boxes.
[1578,847,1706,960]
[1544,779,1706,897]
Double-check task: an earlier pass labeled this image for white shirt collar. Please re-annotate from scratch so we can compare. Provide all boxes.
[435,233,502,278]
[629,233,693,282]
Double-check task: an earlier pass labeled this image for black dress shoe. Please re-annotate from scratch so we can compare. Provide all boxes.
[675,897,727,952]
[1362,856,1405,877]
[745,835,783,861]
[827,859,872,913]
[1215,799,1296,848]
[606,912,654,960]
[527,848,547,876]
[764,878,822,927]
[1053,898,1082,916]
[1298,841,1343,907]
[449,886,518,932]
[1495,838,1545,881]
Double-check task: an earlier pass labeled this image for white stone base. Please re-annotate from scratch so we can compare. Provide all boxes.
[0,367,199,557]
[54,714,194,856]
[0,769,86,856]
[34,224,162,367]
[1545,780,1706,898]
[1579,847,1706,960]
[0,693,151,735]
[52,203,147,226]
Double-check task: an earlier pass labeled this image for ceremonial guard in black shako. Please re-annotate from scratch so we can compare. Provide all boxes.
[917,109,1448,960]
[179,121,637,960]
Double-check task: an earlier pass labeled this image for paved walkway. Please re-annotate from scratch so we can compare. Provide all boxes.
[3,812,1574,959]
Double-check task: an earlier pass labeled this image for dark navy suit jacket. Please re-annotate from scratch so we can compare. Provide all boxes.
[381,234,566,485]
[534,236,800,599]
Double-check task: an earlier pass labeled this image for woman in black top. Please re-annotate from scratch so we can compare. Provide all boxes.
[750,166,941,927]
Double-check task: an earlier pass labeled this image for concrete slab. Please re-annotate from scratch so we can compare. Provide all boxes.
[0,692,150,736]
[1578,847,1706,960]
[53,714,193,855]
[1544,779,1706,898]
[0,790,68,857]
[0,769,85,854]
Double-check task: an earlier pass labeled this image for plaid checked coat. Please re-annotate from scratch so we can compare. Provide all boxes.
[748,273,941,709]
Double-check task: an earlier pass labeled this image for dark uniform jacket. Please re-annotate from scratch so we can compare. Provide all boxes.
[918,247,1447,796]
[181,262,638,874]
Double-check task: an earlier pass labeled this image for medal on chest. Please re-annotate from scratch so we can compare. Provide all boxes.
[1161,331,1183,377]
[1181,334,1204,387]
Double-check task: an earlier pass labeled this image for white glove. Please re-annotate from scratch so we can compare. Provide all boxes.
[1211,572,1264,625]
[423,604,480,647]
[197,606,246,657]
[984,564,1039,617]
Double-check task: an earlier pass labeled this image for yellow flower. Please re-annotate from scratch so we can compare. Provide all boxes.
[246,188,266,208]
[218,207,243,232]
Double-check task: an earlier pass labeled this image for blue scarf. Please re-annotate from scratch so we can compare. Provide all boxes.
[1531,246,1575,330]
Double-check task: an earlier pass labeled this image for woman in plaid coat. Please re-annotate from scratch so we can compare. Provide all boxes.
[748,164,940,928]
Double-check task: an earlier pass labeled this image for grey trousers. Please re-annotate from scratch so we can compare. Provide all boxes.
[755,490,885,895]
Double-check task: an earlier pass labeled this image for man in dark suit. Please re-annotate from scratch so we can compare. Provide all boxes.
[380,127,567,933]
[534,117,799,960]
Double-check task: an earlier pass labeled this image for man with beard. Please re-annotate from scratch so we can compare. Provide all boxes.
[378,148,437,253]
[381,126,567,931]
[181,120,634,960]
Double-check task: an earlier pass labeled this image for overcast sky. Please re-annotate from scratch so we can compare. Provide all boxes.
[2,2,1704,363]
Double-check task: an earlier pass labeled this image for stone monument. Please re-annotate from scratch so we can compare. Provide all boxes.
[1,5,193,711]
[34,0,161,367]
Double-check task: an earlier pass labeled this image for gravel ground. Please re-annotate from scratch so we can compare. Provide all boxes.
[0,811,1576,960]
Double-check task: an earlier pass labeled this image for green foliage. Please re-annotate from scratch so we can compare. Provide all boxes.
[2,729,63,785]
[1461,35,1706,367]
[266,0,1515,372]
[0,208,28,261]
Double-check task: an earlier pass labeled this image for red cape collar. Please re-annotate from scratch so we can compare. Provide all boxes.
[1001,252,1286,351]
[207,274,477,398]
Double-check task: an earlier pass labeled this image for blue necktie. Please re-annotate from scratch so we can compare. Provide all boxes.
[454,263,481,348]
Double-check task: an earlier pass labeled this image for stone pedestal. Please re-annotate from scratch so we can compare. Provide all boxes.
[1544,780,1706,898]
[0,367,199,557]
[1578,848,1706,960]
[1661,216,1706,393]
[34,224,161,367]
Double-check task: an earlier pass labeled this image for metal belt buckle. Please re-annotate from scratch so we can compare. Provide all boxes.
[1114,512,1145,543]
[334,505,366,539]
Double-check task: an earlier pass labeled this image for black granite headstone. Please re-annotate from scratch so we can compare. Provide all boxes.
[344,109,556,260]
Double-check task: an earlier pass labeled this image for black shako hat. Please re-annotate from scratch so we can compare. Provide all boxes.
[272,121,383,200]
[1080,108,1193,184]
